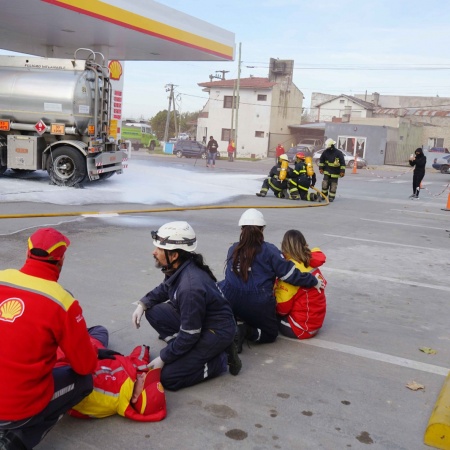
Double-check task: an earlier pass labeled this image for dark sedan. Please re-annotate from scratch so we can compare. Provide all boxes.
[173,140,221,159]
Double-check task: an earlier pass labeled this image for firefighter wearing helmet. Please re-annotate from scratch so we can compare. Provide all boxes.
[318,139,346,202]
[131,221,241,390]
[288,152,318,201]
[256,154,294,198]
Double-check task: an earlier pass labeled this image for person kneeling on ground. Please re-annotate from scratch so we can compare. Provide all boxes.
[132,221,241,391]
[0,228,112,450]
[275,229,327,339]
[256,154,293,198]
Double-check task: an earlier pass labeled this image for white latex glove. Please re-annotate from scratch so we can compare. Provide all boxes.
[313,275,324,293]
[148,356,165,370]
[132,304,144,329]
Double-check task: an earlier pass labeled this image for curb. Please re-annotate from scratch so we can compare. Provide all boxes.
[424,371,450,449]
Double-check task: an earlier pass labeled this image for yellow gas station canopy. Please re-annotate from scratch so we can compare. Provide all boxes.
[0,0,234,61]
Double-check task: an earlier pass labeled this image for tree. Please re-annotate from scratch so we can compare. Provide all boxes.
[150,110,175,141]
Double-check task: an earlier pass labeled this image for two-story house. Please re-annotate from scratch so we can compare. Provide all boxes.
[197,59,303,159]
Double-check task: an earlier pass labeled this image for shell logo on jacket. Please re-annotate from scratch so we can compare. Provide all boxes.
[0,298,24,322]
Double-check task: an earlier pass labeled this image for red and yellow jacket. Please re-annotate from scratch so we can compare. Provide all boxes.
[275,248,327,339]
[0,259,98,420]
[56,339,166,422]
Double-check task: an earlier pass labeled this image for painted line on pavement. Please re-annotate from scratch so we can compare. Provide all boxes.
[324,267,450,292]
[280,336,449,376]
[360,218,446,230]
[391,209,450,217]
[324,234,432,250]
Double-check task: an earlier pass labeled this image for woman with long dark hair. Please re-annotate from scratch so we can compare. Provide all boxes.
[218,209,323,353]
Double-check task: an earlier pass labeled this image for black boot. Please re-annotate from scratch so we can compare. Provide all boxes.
[234,323,253,354]
[225,342,242,376]
[256,192,266,197]
[0,431,27,450]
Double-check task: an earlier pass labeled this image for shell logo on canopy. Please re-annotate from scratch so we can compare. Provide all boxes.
[108,60,123,81]
[0,298,25,322]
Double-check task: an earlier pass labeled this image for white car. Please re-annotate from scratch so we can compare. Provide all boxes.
[313,148,367,168]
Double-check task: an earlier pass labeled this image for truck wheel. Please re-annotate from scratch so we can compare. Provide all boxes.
[47,146,87,186]
[132,142,140,151]
[149,141,156,151]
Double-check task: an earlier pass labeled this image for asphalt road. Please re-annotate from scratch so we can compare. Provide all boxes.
[1,155,449,450]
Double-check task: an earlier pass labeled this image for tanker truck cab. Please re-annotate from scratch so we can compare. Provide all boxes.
[0,49,125,186]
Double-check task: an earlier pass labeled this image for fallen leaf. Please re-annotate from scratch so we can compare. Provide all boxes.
[406,381,425,391]
[419,347,437,354]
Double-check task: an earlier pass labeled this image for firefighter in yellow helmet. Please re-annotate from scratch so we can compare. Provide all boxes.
[256,154,293,198]
[318,139,346,202]
[288,152,318,201]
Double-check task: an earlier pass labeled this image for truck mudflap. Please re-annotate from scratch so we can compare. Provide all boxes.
[86,150,127,181]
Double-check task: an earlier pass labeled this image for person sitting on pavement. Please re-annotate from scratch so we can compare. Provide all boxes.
[218,209,324,354]
[256,154,294,198]
[288,152,318,201]
[275,230,327,339]
[56,325,166,422]
[132,221,241,391]
[0,228,116,450]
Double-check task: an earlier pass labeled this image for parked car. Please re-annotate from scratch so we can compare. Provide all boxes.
[173,140,221,159]
[313,148,367,168]
[285,145,314,163]
[298,138,323,152]
[432,154,450,173]
[428,147,449,153]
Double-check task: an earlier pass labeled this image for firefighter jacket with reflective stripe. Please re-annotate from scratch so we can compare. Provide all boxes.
[139,260,236,365]
[290,161,317,191]
[319,147,346,178]
[0,259,98,421]
[222,242,318,294]
[275,248,327,339]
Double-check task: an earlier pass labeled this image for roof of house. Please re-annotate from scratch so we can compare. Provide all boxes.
[198,77,277,89]
[314,94,374,110]
[374,107,450,117]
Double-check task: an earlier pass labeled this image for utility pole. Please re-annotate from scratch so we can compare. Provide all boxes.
[163,84,176,143]
[216,70,229,80]
[235,43,241,157]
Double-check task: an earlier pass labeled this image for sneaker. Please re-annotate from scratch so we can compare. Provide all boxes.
[412,195,419,200]
[408,194,415,199]
[226,342,242,376]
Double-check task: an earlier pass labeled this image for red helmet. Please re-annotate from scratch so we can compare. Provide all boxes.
[296,152,306,160]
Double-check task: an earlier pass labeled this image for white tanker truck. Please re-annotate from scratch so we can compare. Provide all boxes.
[0,49,125,187]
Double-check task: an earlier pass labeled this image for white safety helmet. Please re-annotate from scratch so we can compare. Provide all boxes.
[278,154,289,162]
[325,138,336,148]
[151,221,197,252]
[238,209,267,227]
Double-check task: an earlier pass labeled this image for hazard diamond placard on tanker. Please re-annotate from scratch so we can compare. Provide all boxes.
[34,120,47,135]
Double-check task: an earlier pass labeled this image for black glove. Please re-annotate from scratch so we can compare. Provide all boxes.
[98,348,122,360]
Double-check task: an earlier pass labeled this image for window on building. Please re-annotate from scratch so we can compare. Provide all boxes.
[338,136,366,158]
[257,94,267,101]
[223,96,235,108]
[222,128,232,141]
[339,99,345,104]
[255,131,265,138]
[428,137,444,147]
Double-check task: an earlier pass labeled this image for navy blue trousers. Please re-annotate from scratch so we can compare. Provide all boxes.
[145,303,232,391]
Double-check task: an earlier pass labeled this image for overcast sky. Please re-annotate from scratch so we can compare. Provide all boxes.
[2,0,450,121]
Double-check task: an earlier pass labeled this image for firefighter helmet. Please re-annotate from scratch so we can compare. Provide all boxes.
[325,138,336,148]
[238,209,266,227]
[296,152,306,161]
[278,154,289,163]
[151,221,197,252]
